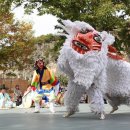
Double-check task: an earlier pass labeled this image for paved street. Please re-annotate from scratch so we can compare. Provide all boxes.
[0,104,130,130]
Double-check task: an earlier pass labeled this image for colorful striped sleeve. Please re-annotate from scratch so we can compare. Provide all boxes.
[31,71,39,88]
[47,68,59,86]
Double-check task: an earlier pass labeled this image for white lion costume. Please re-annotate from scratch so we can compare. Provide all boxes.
[57,20,130,119]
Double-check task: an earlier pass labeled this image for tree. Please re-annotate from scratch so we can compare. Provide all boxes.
[0,0,13,13]
[0,12,35,71]
[13,0,130,56]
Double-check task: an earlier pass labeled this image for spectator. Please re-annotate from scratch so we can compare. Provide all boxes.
[14,85,22,106]
[0,84,16,109]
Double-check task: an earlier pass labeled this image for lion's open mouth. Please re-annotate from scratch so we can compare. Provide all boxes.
[72,40,89,52]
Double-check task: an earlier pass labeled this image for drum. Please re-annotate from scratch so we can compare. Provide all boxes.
[22,91,34,108]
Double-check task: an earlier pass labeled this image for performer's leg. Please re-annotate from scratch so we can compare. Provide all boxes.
[64,80,85,117]
[45,90,56,113]
[109,105,118,114]
[49,102,55,113]
[87,85,105,119]
[106,94,119,114]
[33,92,43,113]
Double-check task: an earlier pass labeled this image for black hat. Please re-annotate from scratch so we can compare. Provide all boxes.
[0,84,8,90]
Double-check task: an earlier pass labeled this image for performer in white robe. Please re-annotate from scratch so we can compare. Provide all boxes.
[0,84,16,109]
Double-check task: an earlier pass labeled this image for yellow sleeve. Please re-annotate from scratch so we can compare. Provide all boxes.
[31,71,39,88]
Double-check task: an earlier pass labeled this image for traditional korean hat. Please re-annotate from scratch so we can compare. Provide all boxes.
[0,84,8,90]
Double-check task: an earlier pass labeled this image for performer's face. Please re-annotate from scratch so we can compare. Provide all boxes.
[37,60,44,70]
[15,85,19,89]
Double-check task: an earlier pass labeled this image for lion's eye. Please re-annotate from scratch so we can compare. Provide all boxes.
[74,41,78,46]
[93,34,101,43]
[81,45,88,51]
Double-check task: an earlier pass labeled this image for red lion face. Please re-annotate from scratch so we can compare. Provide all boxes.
[71,30,124,60]
[72,31,102,54]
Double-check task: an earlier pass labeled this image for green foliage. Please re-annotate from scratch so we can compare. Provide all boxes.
[0,0,13,13]
[0,11,35,71]
[57,73,68,87]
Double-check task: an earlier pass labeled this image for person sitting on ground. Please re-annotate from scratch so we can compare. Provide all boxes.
[0,84,16,109]
[14,85,22,106]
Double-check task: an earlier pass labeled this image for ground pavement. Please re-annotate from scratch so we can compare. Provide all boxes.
[0,104,130,130]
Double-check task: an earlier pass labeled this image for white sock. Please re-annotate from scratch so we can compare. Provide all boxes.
[34,102,40,112]
[49,102,55,113]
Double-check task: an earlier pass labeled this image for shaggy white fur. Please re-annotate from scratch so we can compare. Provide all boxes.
[57,20,130,119]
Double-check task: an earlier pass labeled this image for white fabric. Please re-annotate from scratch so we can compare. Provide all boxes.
[34,102,40,112]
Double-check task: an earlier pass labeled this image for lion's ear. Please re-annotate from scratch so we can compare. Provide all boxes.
[100,31,115,45]
[58,20,95,37]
